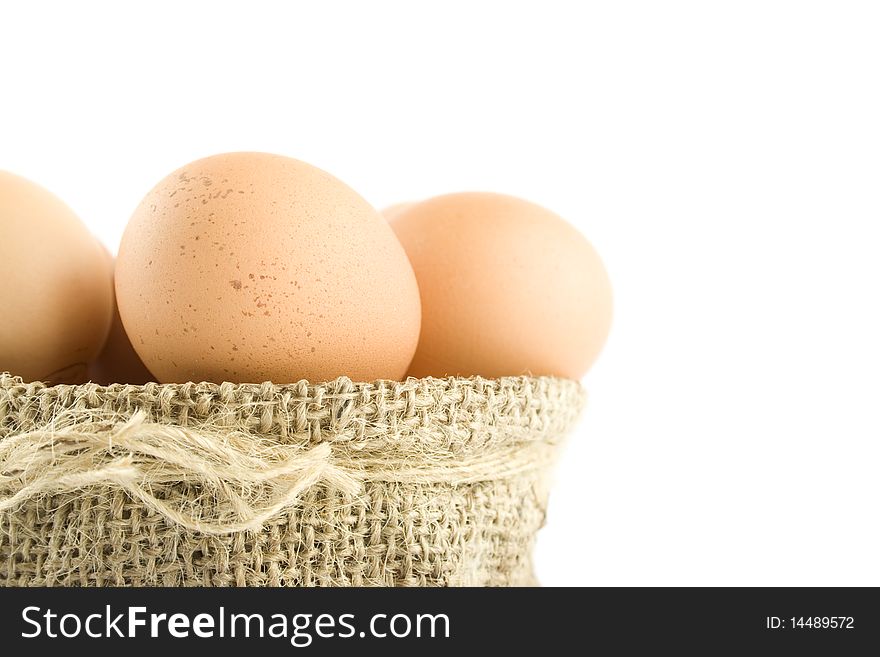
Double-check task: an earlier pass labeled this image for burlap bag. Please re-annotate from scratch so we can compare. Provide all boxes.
[0,372,585,586]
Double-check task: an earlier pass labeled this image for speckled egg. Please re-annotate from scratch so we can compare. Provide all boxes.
[115,152,421,384]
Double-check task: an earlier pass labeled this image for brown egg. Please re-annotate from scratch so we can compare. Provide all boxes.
[89,249,155,385]
[0,171,113,384]
[115,152,421,384]
[390,192,613,379]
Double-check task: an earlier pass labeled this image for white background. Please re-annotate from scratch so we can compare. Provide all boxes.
[2,1,879,586]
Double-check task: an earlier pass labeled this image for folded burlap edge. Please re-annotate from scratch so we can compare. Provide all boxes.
[0,373,586,536]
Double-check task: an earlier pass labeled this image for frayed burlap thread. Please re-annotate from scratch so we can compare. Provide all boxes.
[0,373,585,587]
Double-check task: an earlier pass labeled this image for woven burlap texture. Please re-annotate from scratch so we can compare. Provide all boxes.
[0,372,585,587]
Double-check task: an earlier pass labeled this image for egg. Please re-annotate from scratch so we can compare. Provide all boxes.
[0,171,113,383]
[389,192,612,379]
[115,152,421,384]
[89,248,155,385]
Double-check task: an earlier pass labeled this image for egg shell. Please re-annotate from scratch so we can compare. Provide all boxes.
[0,171,113,383]
[115,152,421,384]
[390,192,613,379]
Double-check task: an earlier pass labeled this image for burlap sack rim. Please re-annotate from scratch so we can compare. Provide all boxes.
[0,371,587,452]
